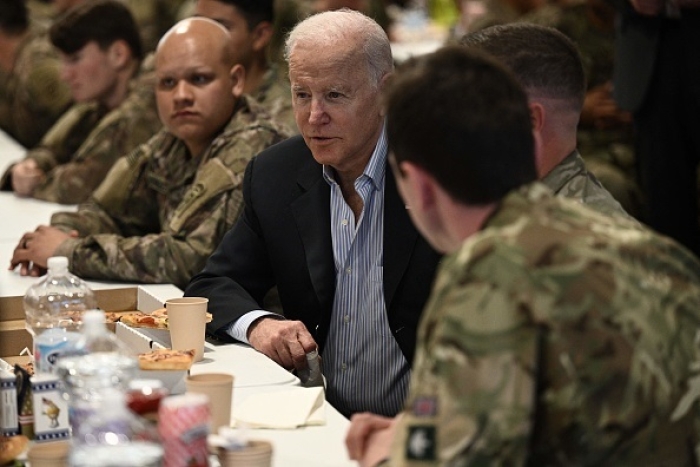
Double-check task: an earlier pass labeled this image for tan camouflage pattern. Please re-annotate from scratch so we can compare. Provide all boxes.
[26,0,55,29]
[0,101,104,192]
[541,149,633,220]
[32,67,160,204]
[255,63,297,134]
[0,27,72,148]
[50,95,289,289]
[390,182,700,466]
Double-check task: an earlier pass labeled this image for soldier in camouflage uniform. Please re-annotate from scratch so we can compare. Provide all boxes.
[347,45,700,467]
[461,24,634,220]
[521,0,644,219]
[0,0,72,149]
[1,1,161,205]
[195,0,296,133]
[9,17,289,289]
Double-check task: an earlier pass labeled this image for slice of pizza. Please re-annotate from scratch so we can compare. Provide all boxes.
[138,348,195,371]
[119,311,168,329]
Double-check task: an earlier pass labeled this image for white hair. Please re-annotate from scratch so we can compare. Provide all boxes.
[284,8,393,87]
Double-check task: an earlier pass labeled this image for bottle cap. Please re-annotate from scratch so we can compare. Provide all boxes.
[81,310,106,333]
[47,256,69,274]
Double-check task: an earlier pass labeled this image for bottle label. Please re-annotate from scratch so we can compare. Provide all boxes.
[35,331,81,374]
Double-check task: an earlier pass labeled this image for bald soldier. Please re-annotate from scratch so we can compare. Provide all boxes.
[9,17,289,289]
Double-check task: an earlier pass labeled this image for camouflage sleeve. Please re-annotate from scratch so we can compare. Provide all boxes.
[24,103,103,174]
[50,144,155,236]
[51,126,280,289]
[32,92,161,204]
[389,255,540,466]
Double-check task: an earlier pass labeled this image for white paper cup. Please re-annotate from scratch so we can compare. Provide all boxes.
[217,440,273,467]
[166,297,208,362]
[186,373,234,433]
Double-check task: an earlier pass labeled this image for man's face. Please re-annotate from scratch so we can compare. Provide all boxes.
[59,41,119,104]
[155,30,237,155]
[289,42,385,175]
[194,0,255,68]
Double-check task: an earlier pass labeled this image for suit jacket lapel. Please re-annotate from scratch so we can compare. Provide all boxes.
[383,167,418,309]
[291,160,335,311]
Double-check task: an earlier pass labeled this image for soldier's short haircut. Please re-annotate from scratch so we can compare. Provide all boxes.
[385,46,537,205]
[0,0,29,36]
[50,0,143,61]
[460,23,586,112]
[210,0,275,28]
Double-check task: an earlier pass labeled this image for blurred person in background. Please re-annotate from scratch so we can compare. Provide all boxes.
[1,0,161,204]
[0,0,72,148]
[614,0,700,257]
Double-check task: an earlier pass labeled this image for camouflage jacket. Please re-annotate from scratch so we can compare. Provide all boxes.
[0,64,160,204]
[254,64,296,135]
[390,182,700,466]
[0,27,72,148]
[51,95,289,289]
[541,149,632,219]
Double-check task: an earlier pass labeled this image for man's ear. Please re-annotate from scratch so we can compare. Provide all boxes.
[230,64,246,97]
[108,40,130,69]
[400,161,437,213]
[251,21,274,52]
[529,102,545,133]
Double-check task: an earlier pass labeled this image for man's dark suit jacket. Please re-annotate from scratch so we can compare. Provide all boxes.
[185,135,442,365]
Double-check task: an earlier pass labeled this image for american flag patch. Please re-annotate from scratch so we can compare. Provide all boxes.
[412,396,437,417]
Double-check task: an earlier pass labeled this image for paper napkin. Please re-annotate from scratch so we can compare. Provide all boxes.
[232,387,325,429]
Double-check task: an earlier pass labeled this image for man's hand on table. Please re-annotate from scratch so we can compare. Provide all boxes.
[9,226,78,276]
[346,412,398,467]
[247,317,317,371]
[11,159,45,197]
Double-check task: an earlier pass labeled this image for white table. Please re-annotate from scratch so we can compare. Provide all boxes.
[0,129,355,466]
[136,329,356,467]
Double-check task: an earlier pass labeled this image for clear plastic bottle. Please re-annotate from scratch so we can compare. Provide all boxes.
[69,389,163,467]
[24,256,97,370]
[55,310,138,436]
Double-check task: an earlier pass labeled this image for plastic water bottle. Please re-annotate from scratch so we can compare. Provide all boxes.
[24,256,96,372]
[69,388,163,467]
[55,310,138,436]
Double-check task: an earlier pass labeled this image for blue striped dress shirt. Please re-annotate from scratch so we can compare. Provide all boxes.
[321,129,410,417]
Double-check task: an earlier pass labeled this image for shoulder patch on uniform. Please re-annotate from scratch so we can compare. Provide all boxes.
[406,426,436,461]
[412,397,438,417]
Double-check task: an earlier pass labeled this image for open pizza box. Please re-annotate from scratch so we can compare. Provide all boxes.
[0,285,187,394]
